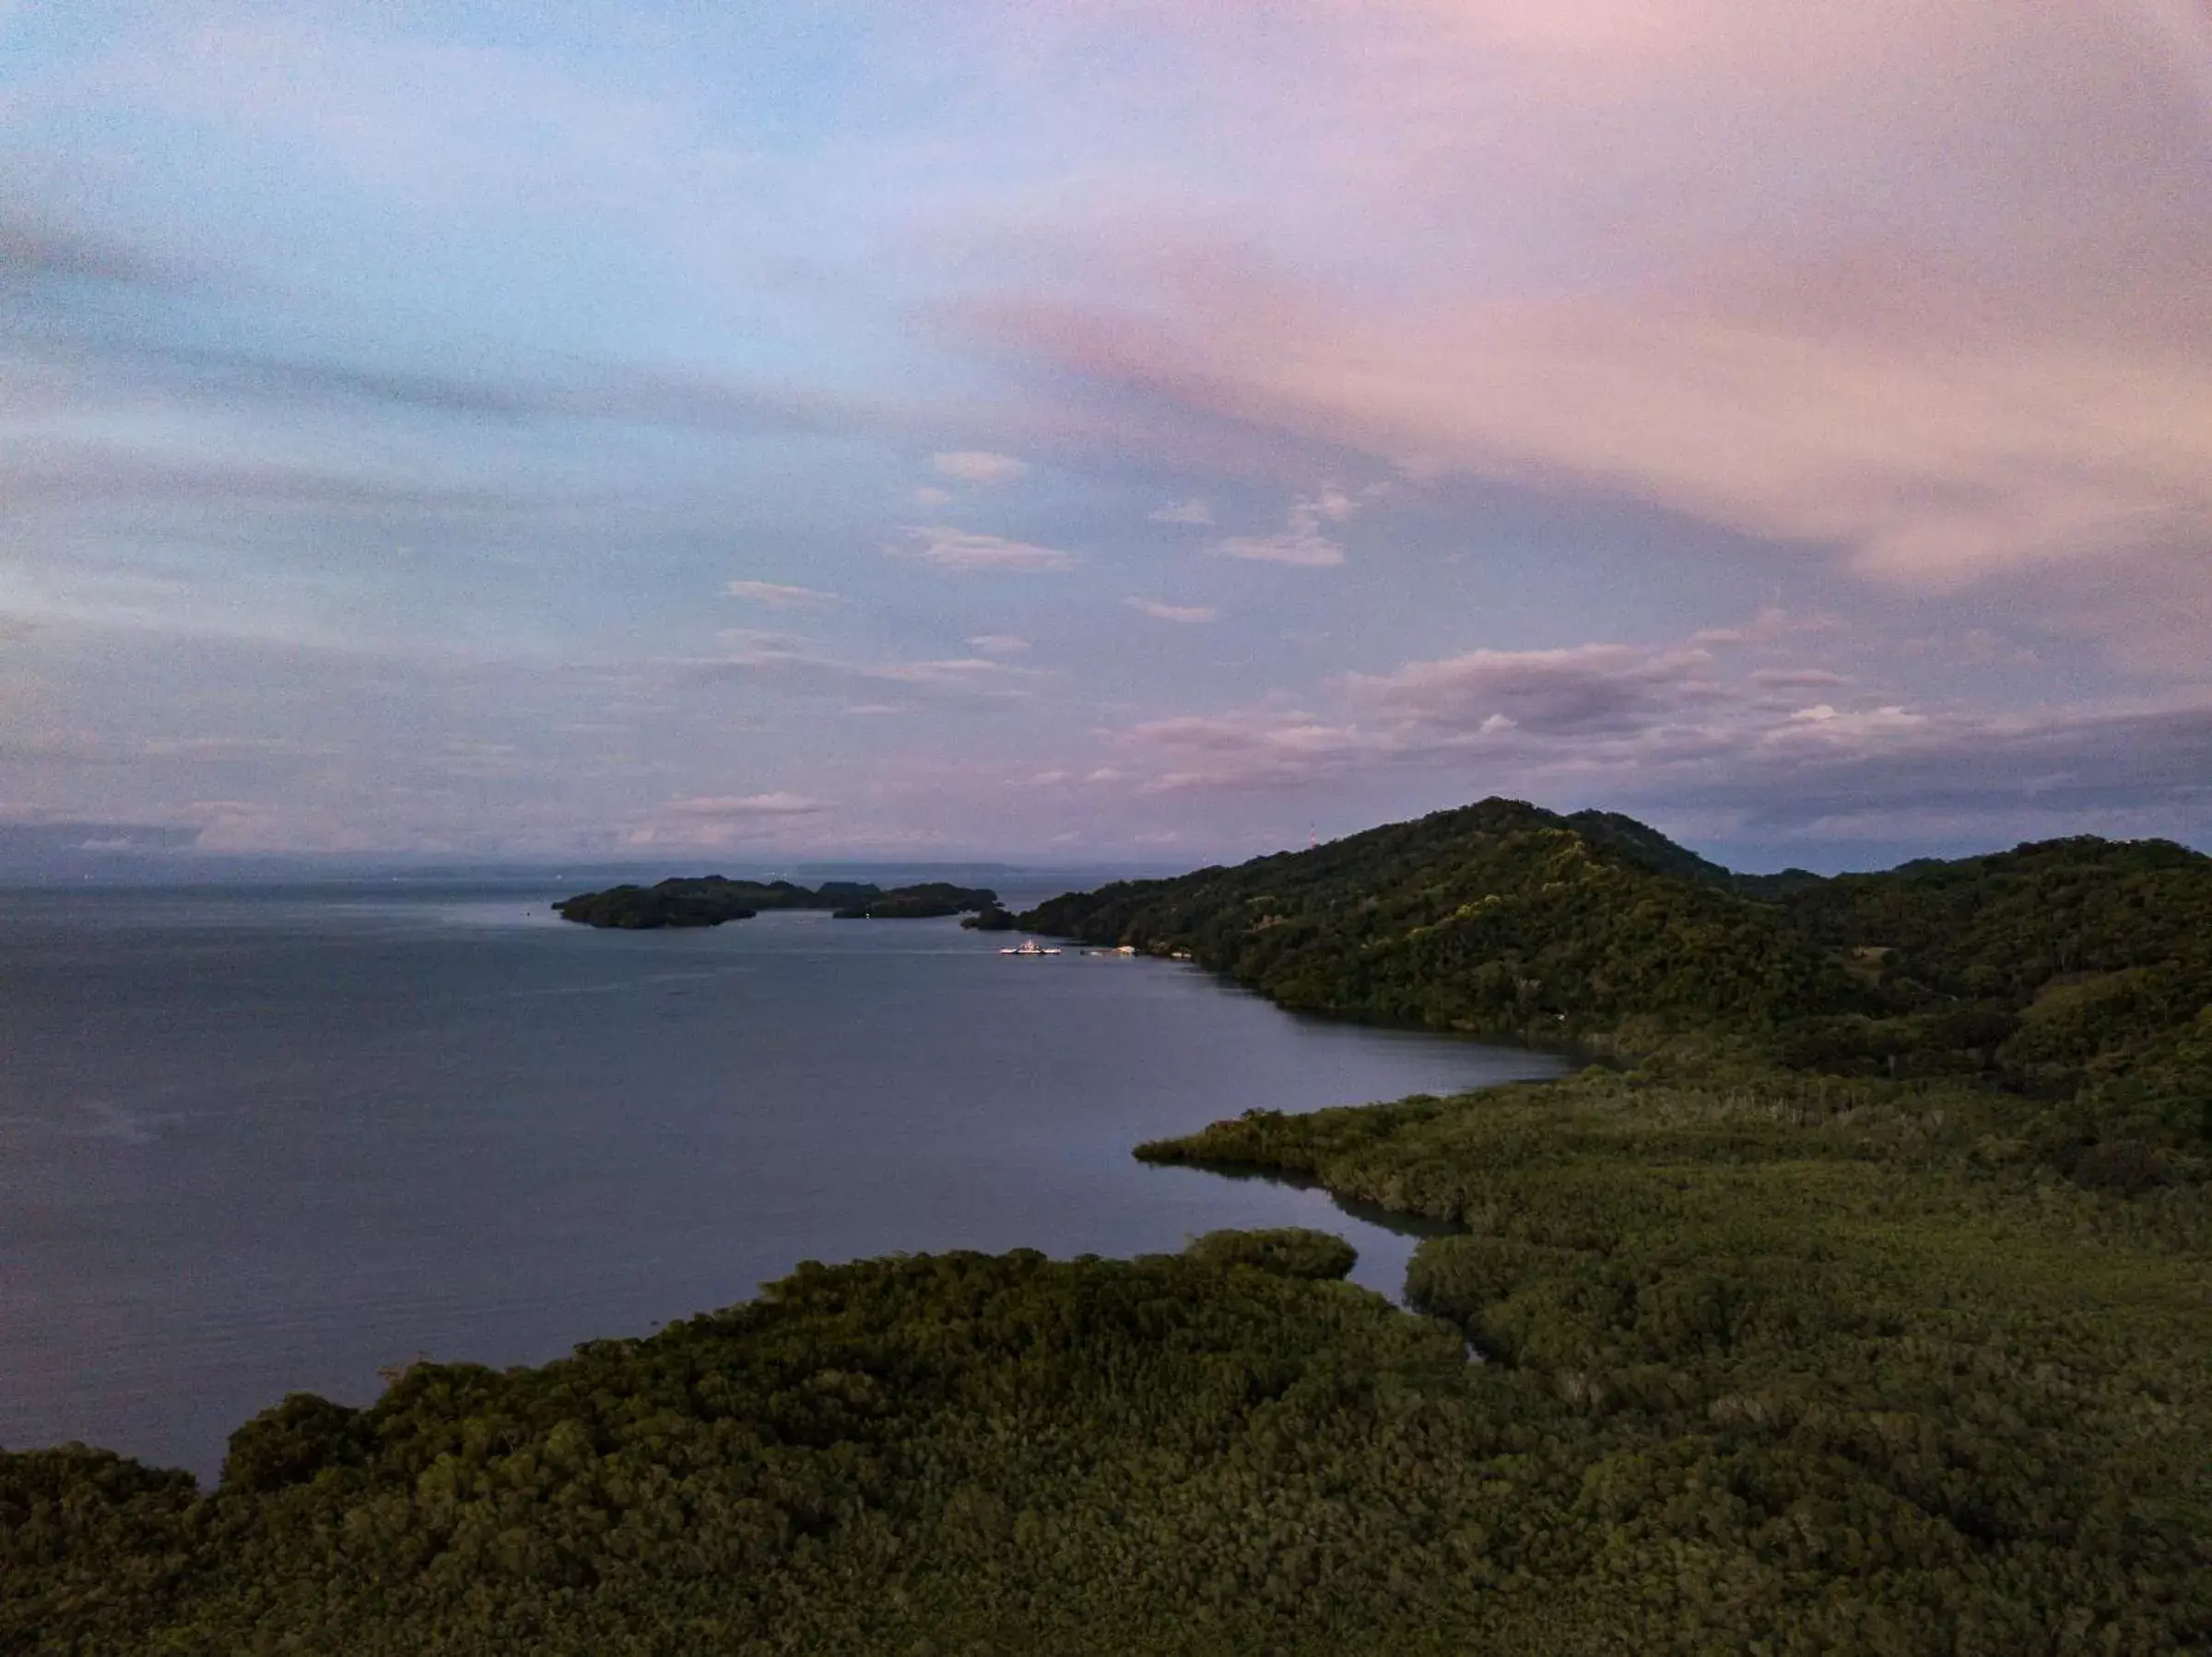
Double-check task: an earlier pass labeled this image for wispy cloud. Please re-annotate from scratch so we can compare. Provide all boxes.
[0,445,514,513]
[622,792,832,848]
[658,792,828,818]
[1040,270,2202,627]
[899,526,1077,572]
[724,580,837,607]
[1149,497,1215,525]
[937,0,2212,652]
[1091,622,2212,842]
[931,451,1030,485]
[669,643,1049,707]
[1748,667,1850,689]
[1341,642,1726,735]
[1125,596,1218,623]
[25,336,858,437]
[877,657,1041,687]
[966,633,1031,653]
[1213,492,1353,567]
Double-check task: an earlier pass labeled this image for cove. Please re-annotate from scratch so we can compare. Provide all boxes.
[0,881,1565,1480]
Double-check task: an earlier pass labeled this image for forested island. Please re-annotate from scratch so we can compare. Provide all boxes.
[831,882,1000,921]
[7,799,2206,1652]
[552,876,996,929]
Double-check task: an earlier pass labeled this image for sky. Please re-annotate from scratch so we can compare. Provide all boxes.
[3,0,2208,871]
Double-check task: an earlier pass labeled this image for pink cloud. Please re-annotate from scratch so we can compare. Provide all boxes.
[929,0,2212,652]
[972,275,2212,598]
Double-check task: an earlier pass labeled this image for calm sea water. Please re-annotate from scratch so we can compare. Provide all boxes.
[0,882,1563,1480]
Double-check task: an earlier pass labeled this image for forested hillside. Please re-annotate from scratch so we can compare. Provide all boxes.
[1765,836,2212,1161]
[1019,799,1865,1037]
[1020,797,2212,1175]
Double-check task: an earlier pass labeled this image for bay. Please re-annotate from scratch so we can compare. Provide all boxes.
[0,880,1564,1480]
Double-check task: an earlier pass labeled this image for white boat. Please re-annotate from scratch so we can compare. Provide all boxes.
[999,938,1062,957]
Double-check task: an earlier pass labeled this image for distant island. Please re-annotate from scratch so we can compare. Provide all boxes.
[553,876,997,929]
[11,797,2206,1652]
[830,881,1000,921]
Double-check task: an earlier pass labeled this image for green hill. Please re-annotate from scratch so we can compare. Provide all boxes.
[1021,797,2212,1170]
[1563,805,1736,885]
[1018,799,1861,1041]
[1769,836,2212,1131]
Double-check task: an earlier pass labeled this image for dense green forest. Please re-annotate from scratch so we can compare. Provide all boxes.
[831,883,1000,921]
[8,1211,2205,1652]
[8,799,2208,1651]
[554,878,996,929]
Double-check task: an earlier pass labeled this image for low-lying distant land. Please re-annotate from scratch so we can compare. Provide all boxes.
[551,876,1000,929]
[8,798,2207,1653]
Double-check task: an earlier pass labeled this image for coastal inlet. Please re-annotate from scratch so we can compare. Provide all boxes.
[0,882,1564,1479]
